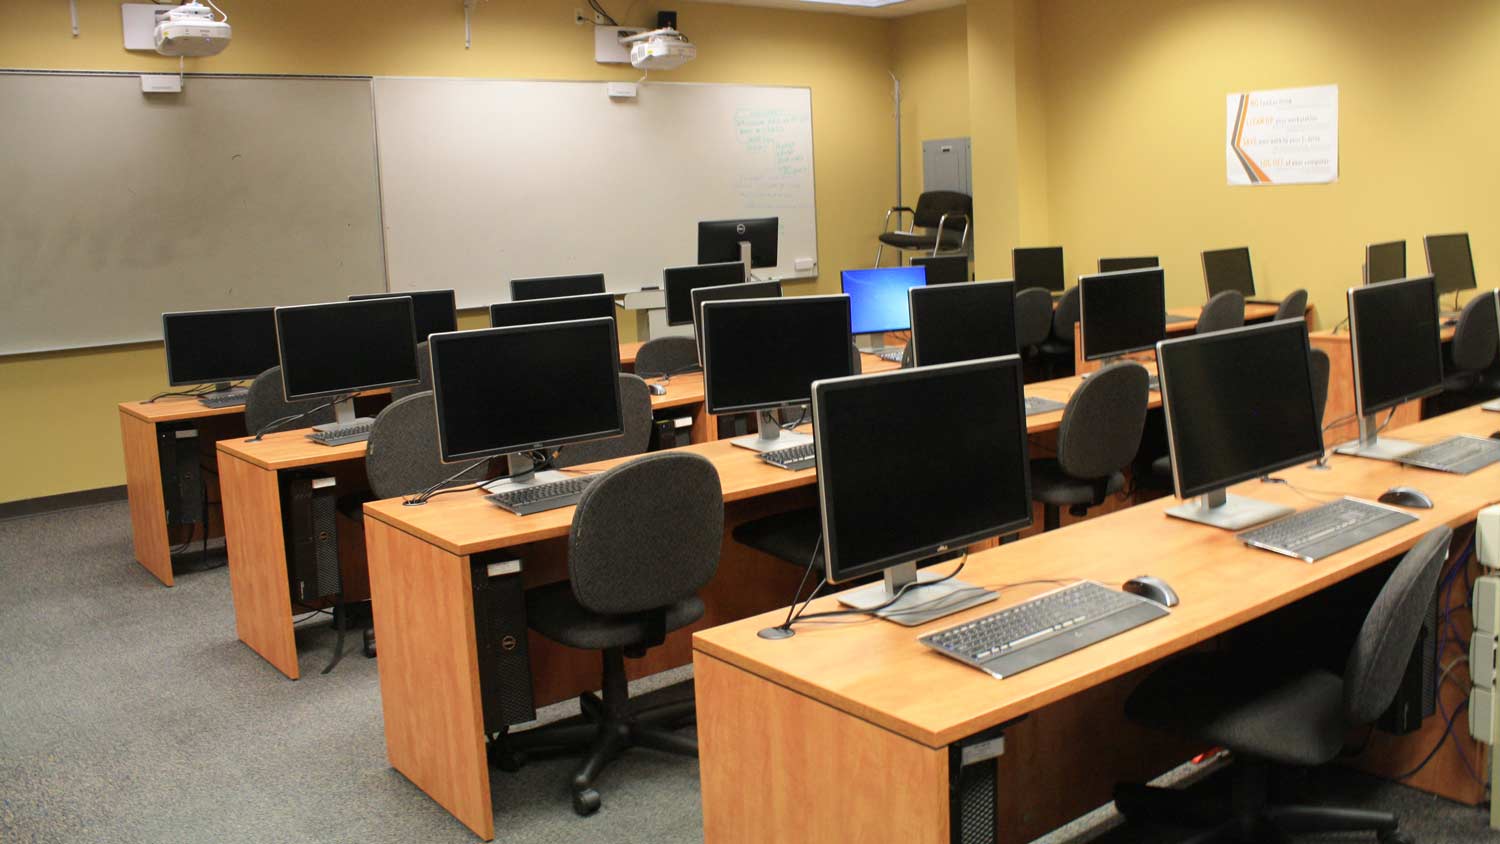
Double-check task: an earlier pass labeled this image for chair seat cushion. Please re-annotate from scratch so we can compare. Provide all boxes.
[878,230,964,250]
[730,507,823,570]
[1037,338,1073,357]
[526,582,705,651]
[1150,455,1172,481]
[1029,459,1124,506]
[1125,653,1347,767]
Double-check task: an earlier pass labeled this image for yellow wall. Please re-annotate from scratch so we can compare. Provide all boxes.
[0,0,895,503]
[1036,0,1500,316]
[889,6,970,212]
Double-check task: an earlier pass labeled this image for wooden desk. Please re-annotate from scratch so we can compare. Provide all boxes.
[1311,325,1457,445]
[694,407,1493,844]
[118,398,248,586]
[359,367,1102,840]
[619,339,644,369]
[1072,302,1294,376]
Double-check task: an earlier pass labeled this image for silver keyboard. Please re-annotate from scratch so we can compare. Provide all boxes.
[760,442,816,471]
[308,419,374,446]
[1395,435,1500,475]
[200,387,249,408]
[877,348,905,363]
[1024,395,1066,416]
[485,476,596,516]
[1237,498,1417,562]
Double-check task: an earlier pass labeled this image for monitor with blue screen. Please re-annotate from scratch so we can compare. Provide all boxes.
[841,266,927,335]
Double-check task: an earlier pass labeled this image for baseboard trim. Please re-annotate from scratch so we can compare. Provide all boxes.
[0,486,128,521]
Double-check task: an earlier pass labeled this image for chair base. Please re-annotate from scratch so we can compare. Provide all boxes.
[1115,761,1409,844]
[497,648,697,816]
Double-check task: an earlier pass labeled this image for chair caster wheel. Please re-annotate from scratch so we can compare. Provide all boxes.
[362,629,376,659]
[1378,831,1413,844]
[572,788,601,816]
[487,744,525,773]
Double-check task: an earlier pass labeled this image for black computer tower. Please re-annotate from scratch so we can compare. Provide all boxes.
[1377,585,1440,735]
[471,552,537,731]
[948,724,1007,844]
[156,423,203,527]
[280,472,342,604]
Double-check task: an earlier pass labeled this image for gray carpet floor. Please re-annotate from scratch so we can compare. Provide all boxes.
[1,500,1494,843]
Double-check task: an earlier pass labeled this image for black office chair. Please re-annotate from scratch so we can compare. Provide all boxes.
[1031,362,1149,530]
[1196,290,1246,335]
[1424,291,1499,417]
[244,366,337,435]
[554,374,654,467]
[1114,525,1452,844]
[1275,289,1309,322]
[1036,285,1080,378]
[634,335,699,379]
[391,340,432,401]
[507,452,722,816]
[1015,286,1054,382]
[875,190,972,267]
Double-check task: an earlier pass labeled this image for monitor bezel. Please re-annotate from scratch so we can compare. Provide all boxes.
[1097,256,1161,273]
[1424,233,1477,296]
[690,279,783,366]
[1157,319,1323,500]
[910,253,971,285]
[487,291,618,329]
[348,288,458,338]
[1201,246,1256,299]
[700,294,852,416]
[1079,267,1168,362]
[663,261,748,326]
[907,279,1018,367]
[840,265,928,335]
[696,217,779,269]
[812,355,1033,584]
[508,273,608,302]
[1348,275,1447,417]
[1012,246,1066,292]
[274,299,421,402]
[161,306,279,387]
[428,317,624,464]
[1362,241,1407,286]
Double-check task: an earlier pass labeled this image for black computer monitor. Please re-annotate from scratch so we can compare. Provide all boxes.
[275,298,421,413]
[1157,319,1323,530]
[1364,241,1406,285]
[1079,268,1167,362]
[161,306,280,389]
[488,292,617,330]
[811,356,1032,625]
[509,273,607,302]
[1337,276,1445,461]
[1201,247,1256,297]
[701,295,852,452]
[1013,246,1065,292]
[908,280,1017,366]
[1098,256,1160,273]
[841,266,927,335]
[690,279,782,365]
[911,254,969,285]
[697,217,778,269]
[664,262,746,326]
[1425,233,1476,300]
[348,289,457,340]
[429,318,622,483]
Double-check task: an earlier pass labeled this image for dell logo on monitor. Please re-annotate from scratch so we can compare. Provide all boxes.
[735,223,747,236]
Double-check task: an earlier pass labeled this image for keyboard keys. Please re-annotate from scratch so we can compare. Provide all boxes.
[1236,498,1417,562]
[1396,435,1500,475]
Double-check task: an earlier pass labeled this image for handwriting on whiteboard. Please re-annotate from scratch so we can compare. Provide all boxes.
[733,107,811,211]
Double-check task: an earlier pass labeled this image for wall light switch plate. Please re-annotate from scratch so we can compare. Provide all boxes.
[141,74,183,94]
[594,25,645,64]
[794,257,815,272]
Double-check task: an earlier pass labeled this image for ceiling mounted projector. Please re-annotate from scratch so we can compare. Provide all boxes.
[155,2,232,57]
[622,28,696,71]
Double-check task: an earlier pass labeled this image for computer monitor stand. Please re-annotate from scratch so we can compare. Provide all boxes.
[738,240,767,283]
[311,397,373,433]
[729,410,812,453]
[1165,487,1294,531]
[483,452,570,495]
[1333,413,1417,461]
[836,559,997,627]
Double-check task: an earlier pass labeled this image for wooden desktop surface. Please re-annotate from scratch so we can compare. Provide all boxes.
[119,395,249,424]
[693,406,1498,750]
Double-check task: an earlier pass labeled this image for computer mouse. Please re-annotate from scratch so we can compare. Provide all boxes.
[1122,575,1179,608]
[1378,486,1434,509]
[648,383,667,396]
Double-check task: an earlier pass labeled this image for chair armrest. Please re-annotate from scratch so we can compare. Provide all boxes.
[933,213,971,251]
[882,206,915,233]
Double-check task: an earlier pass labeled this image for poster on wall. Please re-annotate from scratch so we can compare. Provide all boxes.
[1225,84,1338,185]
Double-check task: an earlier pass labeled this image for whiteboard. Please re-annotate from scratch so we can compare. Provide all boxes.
[0,73,385,355]
[372,78,818,308]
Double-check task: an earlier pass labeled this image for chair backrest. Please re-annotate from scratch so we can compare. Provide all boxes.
[567,452,724,615]
[244,366,338,434]
[554,374,654,468]
[1309,347,1331,427]
[1014,286,1054,349]
[1057,361,1150,480]
[634,335,699,378]
[1049,285,1080,345]
[912,191,973,229]
[1342,525,1452,725]
[391,340,432,402]
[366,391,488,499]
[1450,291,1499,374]
[1276,289,1309,322]
[1196,290,1246,334]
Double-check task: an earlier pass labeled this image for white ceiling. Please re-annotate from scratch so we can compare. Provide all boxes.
[695,0,964,19]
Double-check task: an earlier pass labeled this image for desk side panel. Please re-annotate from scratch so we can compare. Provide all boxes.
[120,410,173,587]
[218,451,299,680]
[365,519,494,842]
[696,652,949,844]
